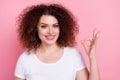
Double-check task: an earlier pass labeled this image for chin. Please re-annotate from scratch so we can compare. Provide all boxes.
[44,40,57,45]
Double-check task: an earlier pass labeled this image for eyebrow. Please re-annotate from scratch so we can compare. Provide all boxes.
[39,23,59,25]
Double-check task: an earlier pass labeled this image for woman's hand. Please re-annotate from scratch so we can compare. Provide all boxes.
[81,29,100,58]
[81,29,101,80]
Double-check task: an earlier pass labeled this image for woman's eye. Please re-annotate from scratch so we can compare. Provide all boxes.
[53,24,59,28]
[41,25,47,28]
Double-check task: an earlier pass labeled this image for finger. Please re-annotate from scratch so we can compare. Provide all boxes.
[88,38,93,43]
[93,28,100,41]
[81,40,89,52]
[81,38,91,47]
[94,31,100,41]
[93,31,100,46]
[81,39,86,47]
[93,28,96,39]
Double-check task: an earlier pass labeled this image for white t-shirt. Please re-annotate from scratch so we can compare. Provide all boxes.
[14,47,86,80]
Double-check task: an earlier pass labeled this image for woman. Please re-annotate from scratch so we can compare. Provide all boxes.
[15,3,100,80]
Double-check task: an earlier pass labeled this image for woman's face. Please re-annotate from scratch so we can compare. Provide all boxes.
[37,15,60,46]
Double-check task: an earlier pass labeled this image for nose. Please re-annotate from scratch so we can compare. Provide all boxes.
[48,26,53,34]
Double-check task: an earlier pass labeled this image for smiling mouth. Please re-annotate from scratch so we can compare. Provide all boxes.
[45,35,55,40]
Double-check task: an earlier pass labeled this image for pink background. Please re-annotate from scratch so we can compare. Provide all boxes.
[0,0,120,80]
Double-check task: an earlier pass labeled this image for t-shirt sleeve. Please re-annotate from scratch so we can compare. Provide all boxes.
[73,48,86,71]
[14,53,26,79]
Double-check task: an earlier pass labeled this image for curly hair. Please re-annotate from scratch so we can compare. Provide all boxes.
[17,3,79,50]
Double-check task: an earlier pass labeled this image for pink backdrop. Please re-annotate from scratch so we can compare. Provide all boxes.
[0,0,120,80]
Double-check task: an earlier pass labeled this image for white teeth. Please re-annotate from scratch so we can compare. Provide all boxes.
[46,36,54,38]
[45,35,55,39]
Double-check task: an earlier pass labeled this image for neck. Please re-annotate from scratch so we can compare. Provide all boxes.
[36,43,61,55]
[42,43,59,50]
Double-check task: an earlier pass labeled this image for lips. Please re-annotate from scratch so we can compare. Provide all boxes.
[45,35,55,40]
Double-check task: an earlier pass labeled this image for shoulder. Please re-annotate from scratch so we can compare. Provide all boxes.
[19,50,30,59]
[65,46,76,51]
[64,47,85,68]
[17,49,34,62]
[64,46,83,58]
[65,46,80,54]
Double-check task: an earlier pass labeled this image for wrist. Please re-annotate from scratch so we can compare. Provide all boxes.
[89,54,96,59]
[89,55,97,62]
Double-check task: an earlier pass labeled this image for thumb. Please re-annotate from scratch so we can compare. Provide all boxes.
[81,39,88,50]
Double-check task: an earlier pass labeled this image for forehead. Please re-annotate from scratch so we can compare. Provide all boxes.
[39,15,58,24]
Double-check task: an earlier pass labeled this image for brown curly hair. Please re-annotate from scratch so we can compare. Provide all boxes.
[17,3,79,50]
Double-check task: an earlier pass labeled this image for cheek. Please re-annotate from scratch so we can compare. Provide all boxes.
[38,29,46,35]
[37,29,45,39]
[55,28,60,34]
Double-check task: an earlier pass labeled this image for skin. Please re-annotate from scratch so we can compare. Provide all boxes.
[76,29,100,80]
[37,15,60,46]
[15,15,100,80]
